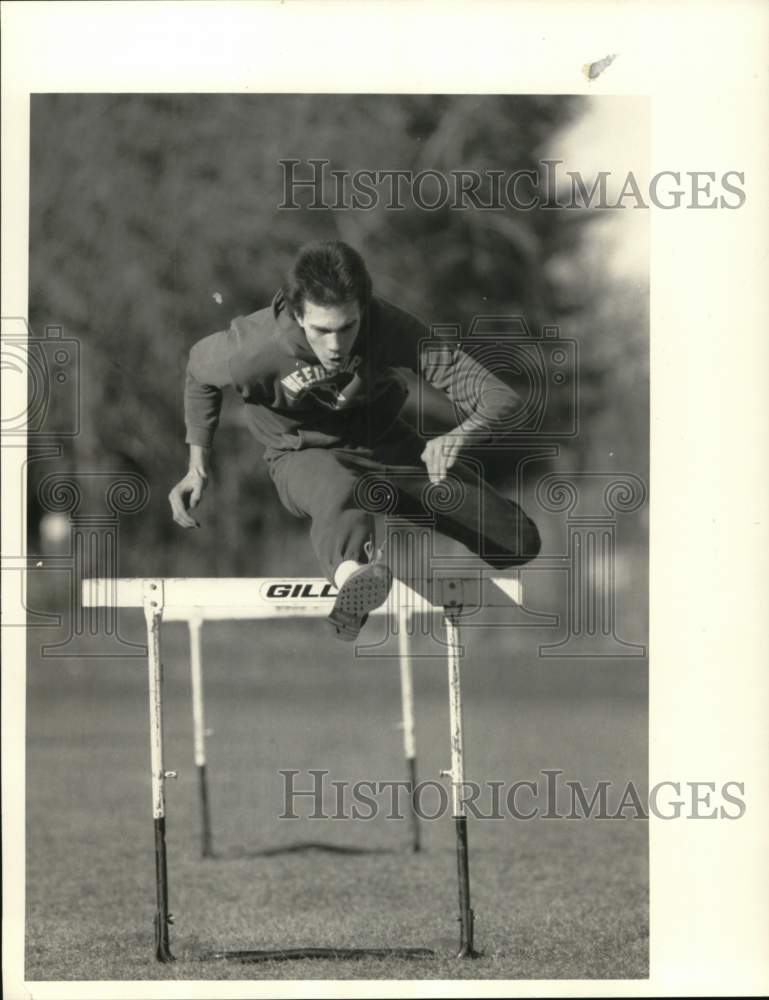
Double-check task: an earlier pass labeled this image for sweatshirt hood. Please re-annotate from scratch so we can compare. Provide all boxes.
[271,289,314,358]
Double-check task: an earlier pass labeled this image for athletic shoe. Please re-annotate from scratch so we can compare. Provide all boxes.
[327,562,392,642]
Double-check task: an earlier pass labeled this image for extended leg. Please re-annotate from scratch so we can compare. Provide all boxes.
[388,458,540,569]
[372,425,541,569]
[189,615,213,858]
[143,581,175,962]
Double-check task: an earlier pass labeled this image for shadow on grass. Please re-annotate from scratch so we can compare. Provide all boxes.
[199,946,438,963]
[213,840,398,859]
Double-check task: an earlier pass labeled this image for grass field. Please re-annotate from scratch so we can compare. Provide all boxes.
[25,603,648,982]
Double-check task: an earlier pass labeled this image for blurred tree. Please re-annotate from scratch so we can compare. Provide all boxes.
[27,94,646,575]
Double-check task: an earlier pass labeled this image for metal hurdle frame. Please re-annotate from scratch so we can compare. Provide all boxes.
[162,593,421,859]
[82,573,522,963]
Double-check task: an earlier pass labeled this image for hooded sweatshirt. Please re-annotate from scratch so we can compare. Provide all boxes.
[184,290,519,460]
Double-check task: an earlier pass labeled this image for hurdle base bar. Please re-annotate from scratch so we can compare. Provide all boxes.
[203,946,436,963]
[153,817,175,963]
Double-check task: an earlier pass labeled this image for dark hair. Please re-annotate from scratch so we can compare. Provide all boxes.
[283,240,372,317]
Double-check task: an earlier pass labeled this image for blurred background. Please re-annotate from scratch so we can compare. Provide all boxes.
[26,94,648,632]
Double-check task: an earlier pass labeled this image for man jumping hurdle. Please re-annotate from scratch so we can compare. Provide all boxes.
[169,240,541,640]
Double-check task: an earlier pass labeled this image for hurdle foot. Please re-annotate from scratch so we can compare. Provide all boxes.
[456,910,480,959]
[153,816,175,962]
[454,815,477,958]
[154,913,176,963]
[198,763,214,859]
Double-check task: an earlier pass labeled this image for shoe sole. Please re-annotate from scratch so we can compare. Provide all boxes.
[327,564,392,642]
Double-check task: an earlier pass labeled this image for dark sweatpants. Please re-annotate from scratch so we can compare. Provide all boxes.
[267,422,541,583]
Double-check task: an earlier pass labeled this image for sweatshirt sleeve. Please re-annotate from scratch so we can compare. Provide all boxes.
[384,302,521,435]
[419,341,521,436]
[184,330,233,448]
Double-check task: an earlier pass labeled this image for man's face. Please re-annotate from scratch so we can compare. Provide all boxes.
[295,299,361,372]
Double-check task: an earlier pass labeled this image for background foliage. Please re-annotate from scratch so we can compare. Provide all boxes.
[28,94,648,579]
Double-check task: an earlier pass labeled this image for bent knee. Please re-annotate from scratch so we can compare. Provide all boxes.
[520,515,541,561]
[484,515,542,568]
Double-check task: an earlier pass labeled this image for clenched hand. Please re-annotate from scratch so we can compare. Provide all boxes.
[168,470,207,528]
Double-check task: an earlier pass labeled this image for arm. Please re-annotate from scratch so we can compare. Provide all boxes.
[419,341,521,435]
[391,310,519,480]
[418,342,522,482]
[385,301,520,434]
[184,330,231,449]
[169,331,231,528]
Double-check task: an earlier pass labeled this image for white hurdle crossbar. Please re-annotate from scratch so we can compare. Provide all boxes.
[82,573,523,962]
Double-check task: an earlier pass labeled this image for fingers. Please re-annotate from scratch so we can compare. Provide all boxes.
[421,441,443,483]
[420,443,438,483]
[433,444,447,483]
[168,486,199,529]
[171,504,198,528]
[421,437,460,484]
[443,437,461,472]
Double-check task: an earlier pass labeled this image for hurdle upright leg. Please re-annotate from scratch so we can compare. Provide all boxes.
[142,580,175,963]
[188,615,214,858]
[443,609,476,959]
[397,605,421,853]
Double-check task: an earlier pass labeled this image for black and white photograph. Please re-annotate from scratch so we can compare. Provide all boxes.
[2,3,768,998]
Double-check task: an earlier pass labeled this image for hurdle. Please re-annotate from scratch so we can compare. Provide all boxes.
[159,588,421,859]
[82,572,523,962]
